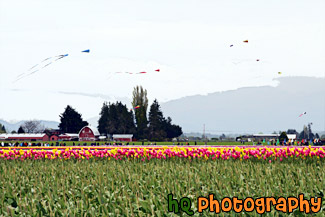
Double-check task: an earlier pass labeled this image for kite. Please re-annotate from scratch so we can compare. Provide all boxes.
[229,40,247,48]
[14,50,88,83]
[231,58,262,65]
[298,112,307,117]
[134,105,140,109]
[278,72,282,75]
[107,69,159,80]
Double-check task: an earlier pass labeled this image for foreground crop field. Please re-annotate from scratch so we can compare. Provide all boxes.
[0,147,324,216]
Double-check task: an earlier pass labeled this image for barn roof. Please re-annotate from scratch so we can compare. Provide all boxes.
[79,126,100,136]
[0,133,47,139]
[59,133,79,137]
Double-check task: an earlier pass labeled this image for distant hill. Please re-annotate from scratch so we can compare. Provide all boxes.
[0,119,59,132]
[161,76,325,134]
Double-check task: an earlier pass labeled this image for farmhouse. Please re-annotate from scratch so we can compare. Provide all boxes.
[287,134,297,141]
[238,134,280,142]
[79,126,100,141]
[112,134,133,142]
[0,133,49,141]
[252,134,280,141]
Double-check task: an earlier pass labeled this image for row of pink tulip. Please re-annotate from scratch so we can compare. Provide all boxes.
[0,146,324,161]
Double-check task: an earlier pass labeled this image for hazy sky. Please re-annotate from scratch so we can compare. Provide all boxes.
[1,0,324,123]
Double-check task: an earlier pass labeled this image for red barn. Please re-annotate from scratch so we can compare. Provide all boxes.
[79,126,100,141]
[50,135,59,141]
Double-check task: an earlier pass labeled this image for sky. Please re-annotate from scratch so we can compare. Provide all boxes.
[0,0,324,128]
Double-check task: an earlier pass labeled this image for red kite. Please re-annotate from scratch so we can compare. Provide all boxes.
[298,112,306,117]
[155,69,160,72]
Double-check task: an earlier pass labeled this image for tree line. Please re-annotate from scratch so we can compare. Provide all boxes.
[98,86,182,140]
[3,85,183,141]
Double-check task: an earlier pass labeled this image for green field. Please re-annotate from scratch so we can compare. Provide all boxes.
[0,159,324,216]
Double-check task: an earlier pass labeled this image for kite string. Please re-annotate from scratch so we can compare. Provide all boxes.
[14,50,87,83]
[13,55,65,83]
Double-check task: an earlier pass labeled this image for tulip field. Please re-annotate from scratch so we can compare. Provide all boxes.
[0,146,324,216]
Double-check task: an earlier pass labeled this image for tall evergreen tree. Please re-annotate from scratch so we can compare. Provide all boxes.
[148,99,183,140]
[98,102,109,135]
[132,86,148,139]
[107,103,118,134]
[59,105,88,133]
[164,117,183,139]
[18,126,25,134]
[116,102,136,134]
[148,99,166,140]
[0,124,6,133]
[97,102,136,135]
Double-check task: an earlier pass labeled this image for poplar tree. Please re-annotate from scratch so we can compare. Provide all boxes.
[132,86,148,139]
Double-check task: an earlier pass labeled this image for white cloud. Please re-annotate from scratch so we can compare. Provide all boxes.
[0,0,324,123]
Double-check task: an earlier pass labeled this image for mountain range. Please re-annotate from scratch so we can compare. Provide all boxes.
[0,120,60,133]
[1,76,324,136]
[160,76,325,134]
